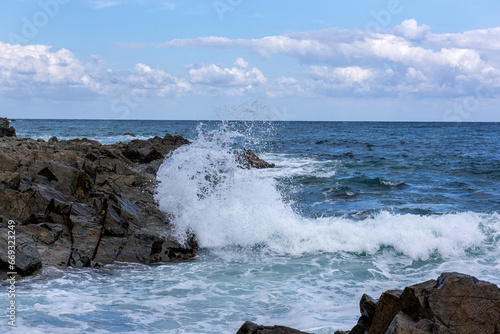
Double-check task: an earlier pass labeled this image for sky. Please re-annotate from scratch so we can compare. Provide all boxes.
[0,0,499,121]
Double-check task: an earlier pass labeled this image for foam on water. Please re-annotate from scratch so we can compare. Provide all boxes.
[155,124,499,260]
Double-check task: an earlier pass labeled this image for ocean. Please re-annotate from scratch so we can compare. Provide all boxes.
[3,119,500,333]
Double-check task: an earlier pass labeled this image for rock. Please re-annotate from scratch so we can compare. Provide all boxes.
[0,132,196,279]
[235,149,275,169]
[368,289,403,334]
[0,229,42,278]
[0,118,16,137]
[236,321,311,334]
[124,132,136,137]
[349,272,500,334]
[385,313,428,334]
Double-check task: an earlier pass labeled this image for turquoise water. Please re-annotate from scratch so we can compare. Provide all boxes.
[3,120,500,333]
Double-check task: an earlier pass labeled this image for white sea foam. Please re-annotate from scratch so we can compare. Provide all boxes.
[155,125,499,260]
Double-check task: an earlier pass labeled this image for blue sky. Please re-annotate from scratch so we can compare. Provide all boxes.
[1,0,499,121]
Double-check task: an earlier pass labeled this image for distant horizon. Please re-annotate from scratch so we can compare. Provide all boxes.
[9,118,500,123]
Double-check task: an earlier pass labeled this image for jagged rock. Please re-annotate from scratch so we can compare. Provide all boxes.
[349,272,500,334]
[236,149,275,169]
[0,127,197,279]
[0,118,16,137]
[236,321,311,334]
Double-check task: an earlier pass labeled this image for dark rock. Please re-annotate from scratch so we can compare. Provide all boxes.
[235,149,275,169]
[360,293,377,320]
[0,118,16,137]
[0,132,195,278]
[349,272,500,334]
[236,321,311,334]
[124,133,136,137]
[0,229,41,277]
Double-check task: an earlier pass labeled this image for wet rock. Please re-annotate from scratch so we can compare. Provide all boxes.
[349,272,500,334]
[236,321,311,334]
[0,128,196,279]
[235,149,275,169]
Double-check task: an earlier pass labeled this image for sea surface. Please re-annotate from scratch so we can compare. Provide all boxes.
[3,119,500,333]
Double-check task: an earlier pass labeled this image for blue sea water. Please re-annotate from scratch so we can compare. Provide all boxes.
[3,119,500,333]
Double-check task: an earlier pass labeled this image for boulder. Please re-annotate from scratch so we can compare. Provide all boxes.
[348,272,500,334]
[236,149,275,169]
[0,118,16,137]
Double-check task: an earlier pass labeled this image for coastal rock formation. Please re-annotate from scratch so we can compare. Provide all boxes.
[236,149,276,169]
[236,272,500,334]
[236,321,311,334]
[350,272,500,334]
[0,133,196,279]
[0,118,16,137]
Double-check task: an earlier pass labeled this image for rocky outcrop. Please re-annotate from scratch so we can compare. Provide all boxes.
[350,272,500,334]
[236,273,500,334]
[237,321,311,334]
[0,118,16,137]
[236,149,275,169]
[0,133,196,279]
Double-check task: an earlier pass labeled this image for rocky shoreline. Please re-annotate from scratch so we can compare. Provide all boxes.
[0,117,198,279]
[238,272,500,334]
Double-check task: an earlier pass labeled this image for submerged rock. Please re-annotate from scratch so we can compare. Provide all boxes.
[0,130,196,279]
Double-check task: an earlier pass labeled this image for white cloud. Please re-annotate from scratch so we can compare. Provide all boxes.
[189,58,266,95]
[0,43,86,95]
[393,19,430,41]
[122,19,500,98]
[0,42,190,98]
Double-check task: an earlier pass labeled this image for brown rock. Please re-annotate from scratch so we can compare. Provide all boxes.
[0,132,196,279]
[350,272,500,334]
[386,313,427,334]
[368,289,403,334]
[428,272,500,334]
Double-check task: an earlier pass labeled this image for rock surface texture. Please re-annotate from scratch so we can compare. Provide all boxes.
[0,133,196,279]
[236,272,500,334]
[0,118,16,137]
[351,272,500,334]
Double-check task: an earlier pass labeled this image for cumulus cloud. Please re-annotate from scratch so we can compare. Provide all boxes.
[120,19,500,98]
[0,42,189,98]
[0,43,87,95]
[189,58,266,95]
